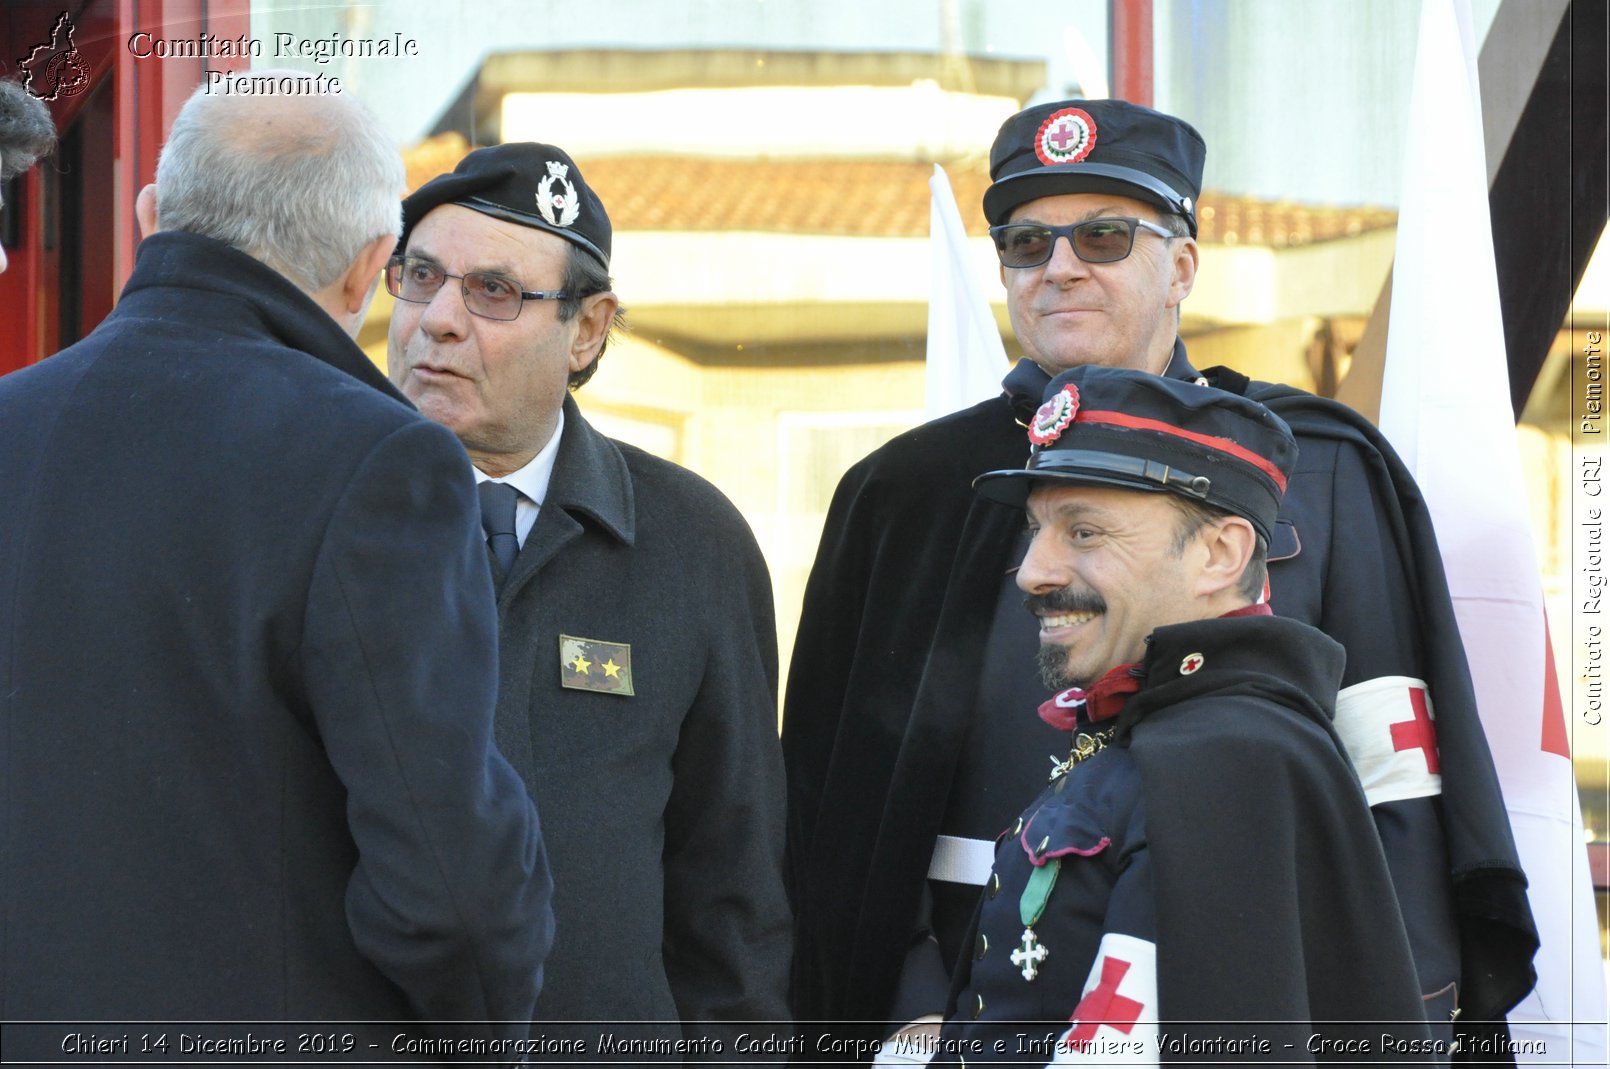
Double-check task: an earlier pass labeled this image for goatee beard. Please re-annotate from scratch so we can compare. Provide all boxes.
[1037,642,1090,691]
[1027,587,1105,690]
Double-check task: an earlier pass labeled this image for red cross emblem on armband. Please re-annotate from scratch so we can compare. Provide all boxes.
[1389,686,1440,774]
[1064,957,1145,1046]
[1333,676,1443,806]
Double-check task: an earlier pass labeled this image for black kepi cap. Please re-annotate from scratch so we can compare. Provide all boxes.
[974,366,1297,542]
[400,142,611,268]
[983,99,1205,234]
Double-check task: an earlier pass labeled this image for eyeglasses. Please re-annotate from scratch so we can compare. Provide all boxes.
[988,217,1176,269]
[385,256,571,321]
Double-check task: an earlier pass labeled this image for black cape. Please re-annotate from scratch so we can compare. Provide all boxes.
[937,613,1434,1064]
[782,345,1536,1054]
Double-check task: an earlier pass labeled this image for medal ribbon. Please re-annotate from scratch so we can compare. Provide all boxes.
[1020,856,1060,927]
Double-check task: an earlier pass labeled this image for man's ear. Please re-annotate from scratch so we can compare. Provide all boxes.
[567,291,619,374]
[135,184,159,239]
[1194,514,1257,600]
[1166,235,1199,310]
[339,234,397,316]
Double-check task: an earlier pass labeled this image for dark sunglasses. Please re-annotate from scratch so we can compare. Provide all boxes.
[988,217,1175,269]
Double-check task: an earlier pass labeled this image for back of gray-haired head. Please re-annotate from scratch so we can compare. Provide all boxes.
[0,78,57,180]
[153,72,403,291]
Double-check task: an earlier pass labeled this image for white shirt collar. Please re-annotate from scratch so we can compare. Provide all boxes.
[473,406,564,547]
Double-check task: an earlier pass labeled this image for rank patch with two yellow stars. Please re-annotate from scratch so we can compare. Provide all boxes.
[559,634,635,696]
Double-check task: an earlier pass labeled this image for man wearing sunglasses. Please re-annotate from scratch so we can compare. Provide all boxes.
[785,99,1536,1061]
[387,143,792,1047]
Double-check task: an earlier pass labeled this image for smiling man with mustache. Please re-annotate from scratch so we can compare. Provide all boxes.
[925,363,1432,1064]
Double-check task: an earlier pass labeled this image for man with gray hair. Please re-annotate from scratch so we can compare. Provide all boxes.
[0,76,57,274]
[0,74,554,1049]
[388,142,792,1046]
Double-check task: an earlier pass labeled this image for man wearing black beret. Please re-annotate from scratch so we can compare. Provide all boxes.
[387,143,792,1046]
[784,99,1536,1060]
[932,365,1431,1062]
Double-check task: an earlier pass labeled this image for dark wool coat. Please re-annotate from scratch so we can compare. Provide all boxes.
[0,233,554,1051]
[783,344,1536,1058]
[489,396,792,1051]
[937,614,1434,1065]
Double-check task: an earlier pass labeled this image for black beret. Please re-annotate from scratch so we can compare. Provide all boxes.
[974,366,1297,542]
[400,142,610,268]
[983,99,1205,234]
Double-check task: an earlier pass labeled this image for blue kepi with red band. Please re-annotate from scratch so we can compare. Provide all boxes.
[973,365,1297,542]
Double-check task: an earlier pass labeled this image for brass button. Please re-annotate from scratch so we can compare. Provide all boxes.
[973,993,985,1019]
[1036,835,1050,856]
[975,933,989,960]
[987,873,1001,898]
[1009,817,1024,837]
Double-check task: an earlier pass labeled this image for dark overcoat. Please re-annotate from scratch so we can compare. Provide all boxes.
[783,345,1536,1056]
[0,233,554,1050]
[489,396,792,1049]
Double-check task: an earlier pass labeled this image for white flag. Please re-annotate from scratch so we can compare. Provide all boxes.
[926,164,1009,419]
[1379,1,1607,1064]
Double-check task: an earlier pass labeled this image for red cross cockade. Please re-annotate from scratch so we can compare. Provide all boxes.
[1048,120,1081,151]
[1062,956,1145,1047]
[1390,686,1440,774]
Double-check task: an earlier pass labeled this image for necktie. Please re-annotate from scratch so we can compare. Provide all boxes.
[478,480,521,585]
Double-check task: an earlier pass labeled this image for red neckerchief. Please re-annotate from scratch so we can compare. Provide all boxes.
[1035,602,1274,730]
[1038,663,1141,730]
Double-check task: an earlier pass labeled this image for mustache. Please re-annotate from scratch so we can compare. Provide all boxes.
[1023,587,1106,617]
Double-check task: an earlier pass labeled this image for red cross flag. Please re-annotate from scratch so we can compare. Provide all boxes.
[1051,933,1157,1065]
[1378,1,1606,1063]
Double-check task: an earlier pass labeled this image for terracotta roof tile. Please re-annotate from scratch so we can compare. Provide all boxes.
[404,134,1396,247]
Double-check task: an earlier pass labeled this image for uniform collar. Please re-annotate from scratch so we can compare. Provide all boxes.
[120,231,409,408]
[1120,607,1345,732]
[1035,603,1279,732]
[541,394,635,545]
[1003,337,1199,425]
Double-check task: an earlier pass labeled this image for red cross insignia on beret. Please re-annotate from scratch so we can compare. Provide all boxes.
[1035,107,1098,167]
[1028,383,1081,447]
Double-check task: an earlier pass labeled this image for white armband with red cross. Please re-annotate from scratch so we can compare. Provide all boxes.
[1331,675,1443,806]
[1049,933,1158,1066]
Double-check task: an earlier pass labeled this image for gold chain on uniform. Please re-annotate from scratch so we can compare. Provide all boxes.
[1047,726,1118,781]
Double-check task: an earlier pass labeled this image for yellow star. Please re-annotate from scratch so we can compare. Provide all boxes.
[570,655,591,674]
[601,659,622,679]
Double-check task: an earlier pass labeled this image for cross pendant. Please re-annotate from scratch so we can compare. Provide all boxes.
[1010,926,1049,981]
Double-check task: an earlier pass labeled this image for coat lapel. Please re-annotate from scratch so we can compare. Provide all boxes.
[499,396,634,601]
